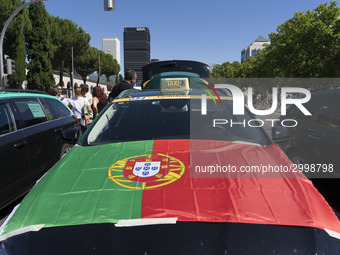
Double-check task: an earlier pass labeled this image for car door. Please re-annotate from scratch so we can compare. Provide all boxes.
[310,94,340,177]
[285,93,327,159]
[11,97,59,184]
[0,100,29,209]
[308,93,340,207]
[42,97,78,155]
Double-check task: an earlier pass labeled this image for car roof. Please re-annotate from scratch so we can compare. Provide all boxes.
[0,91,56,100]
[112,88,231,102]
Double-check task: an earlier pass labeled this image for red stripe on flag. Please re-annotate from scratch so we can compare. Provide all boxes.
[141,139,340,234]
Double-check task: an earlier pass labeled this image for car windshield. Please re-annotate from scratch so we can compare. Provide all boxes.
[81,98,271,146]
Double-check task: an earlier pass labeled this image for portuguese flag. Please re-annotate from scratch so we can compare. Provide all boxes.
[1,140,340,239]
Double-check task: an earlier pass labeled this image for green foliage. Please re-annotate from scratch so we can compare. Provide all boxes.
[49,16,90,86]
[91,51,120,85]
[26,2,54,91]
[267,1,340,77]
[210,61,242,78]
[100,53,120,81]
[213,1,340,78]
[75,46,99,84]
[7,33,26,88]
[0,0,30,88]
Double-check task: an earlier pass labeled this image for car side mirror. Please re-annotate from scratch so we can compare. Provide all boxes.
[272,126,290,141]
[62,128,79,143]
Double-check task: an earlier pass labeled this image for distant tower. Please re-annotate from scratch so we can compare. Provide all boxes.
[241,36,270,63]
[124,27,150,84]
[102,37,121,66]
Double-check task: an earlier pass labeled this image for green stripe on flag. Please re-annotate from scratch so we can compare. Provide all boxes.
[1,141,154,235]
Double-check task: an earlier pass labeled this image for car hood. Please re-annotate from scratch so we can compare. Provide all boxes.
[1,139,340,241]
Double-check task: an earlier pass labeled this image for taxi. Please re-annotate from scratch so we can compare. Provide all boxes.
[1,62,340,254]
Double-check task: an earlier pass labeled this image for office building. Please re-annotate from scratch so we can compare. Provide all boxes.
[102,37,121,66]
[241,36,270,62]
[124,27,150,84]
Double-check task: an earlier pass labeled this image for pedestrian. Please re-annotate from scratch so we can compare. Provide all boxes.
[80,84,92,105]
[106,83,113,102]
[48,87,58,97]
[68,87,92,133]
[55,85,65,101]
[242,87,248,106]
[109,70,137,101]
[92,86,108,118]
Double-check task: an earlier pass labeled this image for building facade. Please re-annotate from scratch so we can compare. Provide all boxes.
[241,36,270,62]
[124,27,150,84]
[102,37,121,66]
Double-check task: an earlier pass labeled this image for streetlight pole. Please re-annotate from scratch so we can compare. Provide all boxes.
[0,0,47,89]
[71,32,88,97]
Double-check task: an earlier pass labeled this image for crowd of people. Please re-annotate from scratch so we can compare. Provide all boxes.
[48,70,137,134]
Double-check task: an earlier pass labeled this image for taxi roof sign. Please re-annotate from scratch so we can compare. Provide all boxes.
[160,78,190,95]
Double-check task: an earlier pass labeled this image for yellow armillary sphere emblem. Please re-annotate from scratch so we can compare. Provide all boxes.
[108,153,185,190]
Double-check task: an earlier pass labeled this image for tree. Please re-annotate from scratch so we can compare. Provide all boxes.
[265,1,340,77]
[26,2,54,91]
[100,53,120,82]
[49,16,90,86]
[213,2,340,78]
[210,61,242,78]
[0,0,30,88]
[75,46,98,84]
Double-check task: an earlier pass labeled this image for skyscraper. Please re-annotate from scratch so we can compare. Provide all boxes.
[124,27,150,84]
[102,37,121,66]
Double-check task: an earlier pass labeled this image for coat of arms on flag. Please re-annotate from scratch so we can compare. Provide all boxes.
[108,153,185,190]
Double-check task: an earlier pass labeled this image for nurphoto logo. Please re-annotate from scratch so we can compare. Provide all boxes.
[201,84,311,116]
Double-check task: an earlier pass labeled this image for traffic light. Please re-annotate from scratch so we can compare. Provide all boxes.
[104,0,115,11]
[6,58,15,75]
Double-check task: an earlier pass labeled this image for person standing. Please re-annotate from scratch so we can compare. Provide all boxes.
[106,83,113,101]
[92,86,108,118]
[55,85,65,101]
[80,84,92,105]
[68,87,92,133]
[109,70,137,101]
[242,87,248,106]
[48,87,58,97]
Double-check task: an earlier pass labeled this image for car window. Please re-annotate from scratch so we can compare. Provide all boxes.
[313,105,332,127]
[0,103,16,135]
[286,93,326,122]
[39,99,54,120]
[332,102,340,128]
[83,99,270,146]
[44,98,71,119]
[13,98,47,127]
[313,95,340,128]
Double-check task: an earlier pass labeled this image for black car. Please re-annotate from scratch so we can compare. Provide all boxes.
[1,70,340,254]
[0,90,79,210]
[272,86,340,209]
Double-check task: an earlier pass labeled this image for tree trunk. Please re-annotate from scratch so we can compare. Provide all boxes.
[59,59,64,86]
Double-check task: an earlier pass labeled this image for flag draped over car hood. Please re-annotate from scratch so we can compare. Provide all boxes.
[1,139,340,240]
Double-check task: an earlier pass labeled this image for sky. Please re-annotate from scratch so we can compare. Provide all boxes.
[44,0,334,68]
